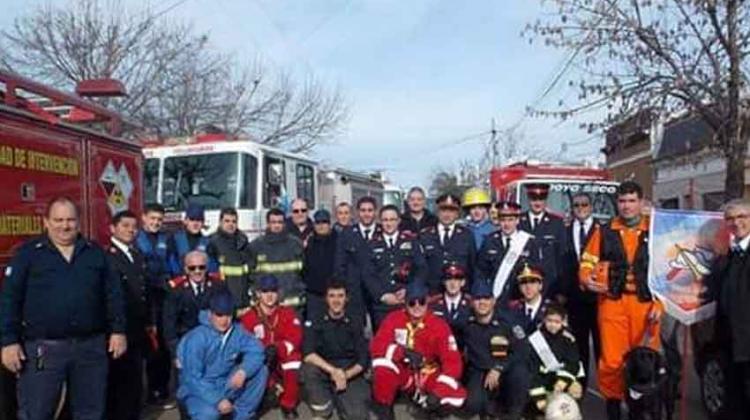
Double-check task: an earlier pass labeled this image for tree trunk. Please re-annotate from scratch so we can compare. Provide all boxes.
[724,137,746,200]
[723,0,745,200]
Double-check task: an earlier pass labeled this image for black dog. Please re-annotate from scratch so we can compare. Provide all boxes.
[624,346,674,420]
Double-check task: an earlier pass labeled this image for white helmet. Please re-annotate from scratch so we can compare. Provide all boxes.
[545,393,582,420]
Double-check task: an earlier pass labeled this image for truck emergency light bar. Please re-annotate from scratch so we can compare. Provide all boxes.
[0,70,124,136]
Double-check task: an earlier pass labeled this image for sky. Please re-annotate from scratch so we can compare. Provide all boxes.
[1,0,604,188]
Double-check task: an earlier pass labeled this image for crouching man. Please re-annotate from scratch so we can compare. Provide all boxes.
[302,280,371,419]
[176,290,268,420]
[370,281,467,419]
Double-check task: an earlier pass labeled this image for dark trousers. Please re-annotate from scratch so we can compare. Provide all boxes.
[568,299,600,389]
[106,342,144,420]
[724,360,750,420]
[0,369,16,420]
[301,363,370,420]
[17,335,107,420]
[147,287,171,398]
[464,363,530,420]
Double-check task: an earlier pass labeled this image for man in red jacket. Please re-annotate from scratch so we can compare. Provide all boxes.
[370,281,467,419]
[240,275,303,419]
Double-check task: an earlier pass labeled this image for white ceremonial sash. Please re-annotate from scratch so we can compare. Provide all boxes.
[528,330,564,372]
[492,231,531,298]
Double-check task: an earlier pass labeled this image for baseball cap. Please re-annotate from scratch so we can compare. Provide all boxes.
[209,290,234,316]
[185,203,205,221]
[257,275,279,292]
[313,209,331,224]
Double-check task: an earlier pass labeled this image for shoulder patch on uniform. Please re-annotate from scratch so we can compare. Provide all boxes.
[34,242,44,249]
[399,242,412,250]
[513,325,526,340]
[563,330,576,342]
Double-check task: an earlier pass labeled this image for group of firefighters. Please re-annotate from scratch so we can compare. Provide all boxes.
[1,180,662,420]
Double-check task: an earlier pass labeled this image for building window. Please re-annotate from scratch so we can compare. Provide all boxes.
[296,163,315,208]
[702,192,724,212]
[660,198,679,209]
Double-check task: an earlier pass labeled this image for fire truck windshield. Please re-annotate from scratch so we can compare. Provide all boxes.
[144,158,159,205]
[518,181,618,219]
[162,152,239,211]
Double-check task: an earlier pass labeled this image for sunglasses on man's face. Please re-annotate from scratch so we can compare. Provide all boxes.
[407,298,427,307]
[292,208,308,214]
[573,202,590,208]
[187,265,206,272]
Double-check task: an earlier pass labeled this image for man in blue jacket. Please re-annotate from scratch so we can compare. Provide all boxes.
[176,290,268,420]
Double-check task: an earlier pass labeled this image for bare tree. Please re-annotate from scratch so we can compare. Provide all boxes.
[526,0,749,199]
[0,0,348,152]
[429,167,464,199]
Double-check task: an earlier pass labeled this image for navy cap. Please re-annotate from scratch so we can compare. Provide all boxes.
[471,280,494,299]
[313,209,331,224]
[209,290,234,316]
[257,275,279,291]
[185,203,205,221]
[405,281,429,301]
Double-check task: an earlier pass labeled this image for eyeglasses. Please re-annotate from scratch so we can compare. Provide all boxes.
[187,265,207,272]
[573,202,590,208]
[725,213,750,222]
[407,298,427,307]
[292,208,308,214]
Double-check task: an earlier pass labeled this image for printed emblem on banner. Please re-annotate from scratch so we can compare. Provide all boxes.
[99,160,134,215]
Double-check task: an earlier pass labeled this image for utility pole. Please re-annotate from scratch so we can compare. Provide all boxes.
[490,118,498,167]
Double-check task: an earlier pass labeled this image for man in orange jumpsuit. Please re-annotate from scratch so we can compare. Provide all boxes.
[579,181,662,420]
[240,275,303,419]
[370,281,466,419]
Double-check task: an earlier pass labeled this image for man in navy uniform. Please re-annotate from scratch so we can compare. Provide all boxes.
[366,204,426,330]
[106,210,154,420]
[478,201,541,305]
[507,264,552,335]
[519,183,565,300]
[1,197,126,420]
[428,262,473,349]
[163,251,225,356]
[135,203,173,406]
[334,196,381,324]
[169,203,218,276]
[417,194,476,293]
[561,192,602,388]
[462,279,530,420]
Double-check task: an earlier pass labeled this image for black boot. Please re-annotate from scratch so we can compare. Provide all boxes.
[606,399,622,420]
[370,402,395,420]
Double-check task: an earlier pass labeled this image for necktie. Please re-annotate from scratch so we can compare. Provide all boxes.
[504,236,511,250]
[578,223,587,257]
[441,227,449,245]
[388,237,394,248]
[364,229,371,241]
[526,307,533,321]
[450,303,457,317]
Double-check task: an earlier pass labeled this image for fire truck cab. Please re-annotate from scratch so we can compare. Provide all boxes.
[0,71,142,283]
[143,136,318,238]
[490,160,619,219]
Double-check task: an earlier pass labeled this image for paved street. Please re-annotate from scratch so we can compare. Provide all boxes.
[144,349,711,420]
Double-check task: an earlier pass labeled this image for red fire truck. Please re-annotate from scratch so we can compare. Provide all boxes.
[0,71,142,283]
[490,160,619,219]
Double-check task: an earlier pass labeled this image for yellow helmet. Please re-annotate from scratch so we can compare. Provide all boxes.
[462,187,491,208]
